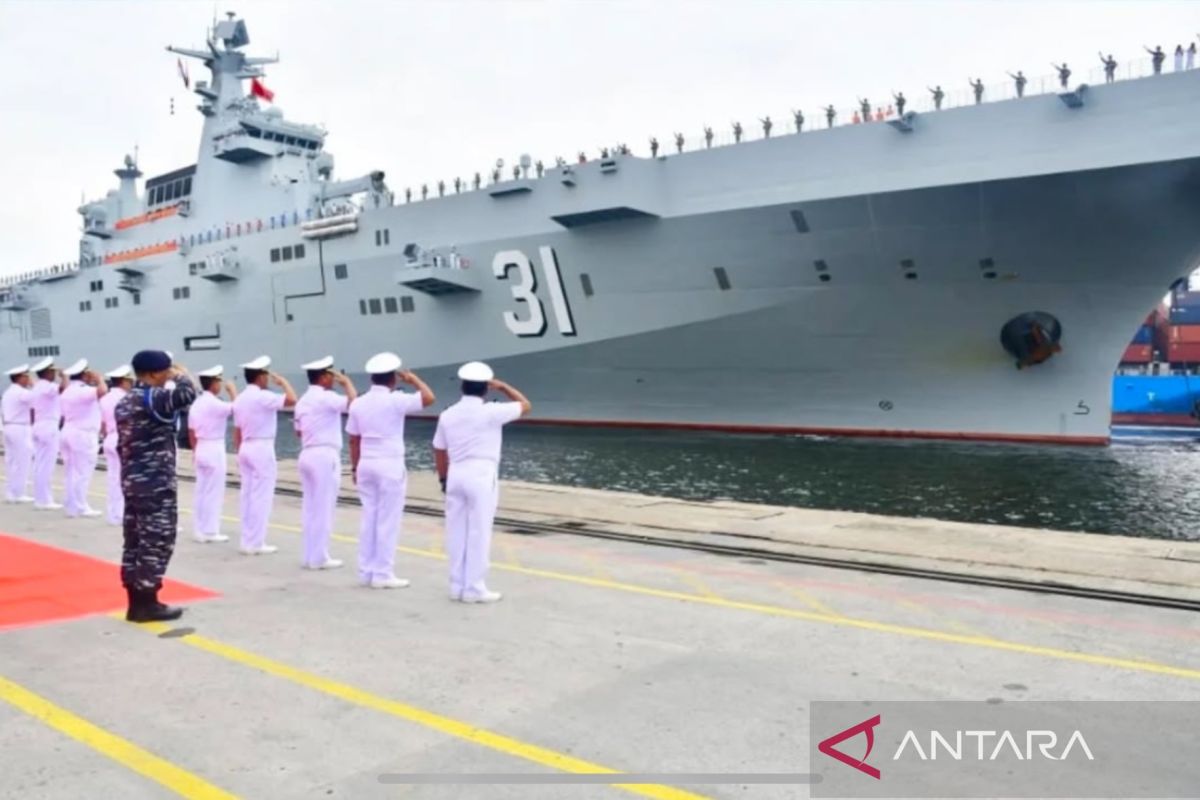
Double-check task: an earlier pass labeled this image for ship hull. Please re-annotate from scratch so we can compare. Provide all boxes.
[5,70,1200,445]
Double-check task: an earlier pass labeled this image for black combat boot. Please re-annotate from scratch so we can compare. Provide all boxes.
[148,587,184,621]
[125,588,184,623]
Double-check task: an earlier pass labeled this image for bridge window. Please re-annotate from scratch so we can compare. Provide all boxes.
[400,296,414,313]
[294,244,305,259]
[384,297,398,314]
[281,245,294,260]
[368,298,382,315]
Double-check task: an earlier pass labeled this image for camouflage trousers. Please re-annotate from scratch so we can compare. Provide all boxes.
[121,492,179,592]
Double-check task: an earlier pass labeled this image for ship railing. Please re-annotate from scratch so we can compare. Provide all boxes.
[399,53,1179,192]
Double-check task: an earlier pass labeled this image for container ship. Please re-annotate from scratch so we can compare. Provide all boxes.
[3,13,1200,446]
[1112,283,1200,434]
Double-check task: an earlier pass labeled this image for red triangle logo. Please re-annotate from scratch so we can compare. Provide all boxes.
[818,714,882,779]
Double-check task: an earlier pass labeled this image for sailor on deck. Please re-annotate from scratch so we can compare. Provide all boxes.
[345,352,434,589]
[433,362,531,603]
[231,356,296,555]
[29,357,63,510]
[60,359,107,518]
[99,365,133,526]
[187,365,237,543]
[2,364,35,503]
[294,356,357,570]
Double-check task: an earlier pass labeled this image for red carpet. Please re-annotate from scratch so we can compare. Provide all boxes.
[0,533,217,631]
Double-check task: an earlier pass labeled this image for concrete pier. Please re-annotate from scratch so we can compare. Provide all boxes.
[2,459,1199,799]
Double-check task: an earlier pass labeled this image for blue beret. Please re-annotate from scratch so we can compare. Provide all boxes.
[131,350,172,373]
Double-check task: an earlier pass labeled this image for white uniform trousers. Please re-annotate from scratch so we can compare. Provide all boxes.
[355,457,407,583]
[445,459,499,599]
[298,445,340,567]
[3,425,33,501]
[60,425,99,516]
[193,439,227,537]
[102,432,122,525]
[31,421,60,506]
[237,439,277,549]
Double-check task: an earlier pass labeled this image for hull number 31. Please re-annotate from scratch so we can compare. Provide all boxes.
[493,247,576,337]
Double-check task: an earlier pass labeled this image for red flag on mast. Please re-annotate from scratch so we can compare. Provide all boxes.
[250,77,274,102]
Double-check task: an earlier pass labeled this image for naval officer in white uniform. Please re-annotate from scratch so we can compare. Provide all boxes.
[345,352,434,588]
[98,365,133,526]
[432,362,530,603]
[2,363,35,503]
[293,356,357,570]
[231,356,296,554]
[59,359,107,518]
[187,365,237,543]
[29,357,64,510]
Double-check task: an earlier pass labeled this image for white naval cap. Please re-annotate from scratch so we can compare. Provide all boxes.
[197,365,224,378]
[457,361,494,382]
[5,363,29,377]
[63,358,88,378]
[105,365,133,380]
[301,355,335,371]
[240,355,272,370]
[364,352,402,375]
[30,357,54,373]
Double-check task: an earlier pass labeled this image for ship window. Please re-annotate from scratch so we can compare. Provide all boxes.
[819,274,831,283]
[383,229,390,246]
[384,297,398,314]
[188,263,198,276]
[270,248,280,263]
[713,267,731,291]
[285,136,297,146]
[374,230,381,247]
[282,245,294,261]
[173,286,191,300]
[79,301,90,312]
[790,209,810,233]
[580,273,594,297]
[294,244,305,259]
[182,177,192,195]
[368,298,382,315]
[400,296,414,313]
[132,292,141,305]
[813,259,828,272]
[334,263,348,280]
[165,182,176,201]
[359,299,367,315]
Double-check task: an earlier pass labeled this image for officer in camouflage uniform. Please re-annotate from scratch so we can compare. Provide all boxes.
[116,350,198,622]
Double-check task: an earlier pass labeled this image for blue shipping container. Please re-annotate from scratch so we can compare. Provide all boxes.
[1170,305,1200,325]
[1172,290,1200,308]
[1131,324,1154,344]
[1112,375,1199,414]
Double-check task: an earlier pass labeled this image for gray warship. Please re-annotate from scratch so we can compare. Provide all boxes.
[3,13,1199,445]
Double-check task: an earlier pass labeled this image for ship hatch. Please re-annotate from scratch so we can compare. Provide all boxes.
[551,206,660,228]
[395,266,481,296]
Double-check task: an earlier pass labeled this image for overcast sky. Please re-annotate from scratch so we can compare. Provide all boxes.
[0,0,1196,275]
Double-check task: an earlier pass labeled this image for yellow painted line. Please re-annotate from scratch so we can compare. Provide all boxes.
[894,598,985,638]
[675,570,721,600]
[126,622,708,800]
[82,488,1200,682]
[778,583,841,617]
[497,539,523,568]
[0,673,236,799]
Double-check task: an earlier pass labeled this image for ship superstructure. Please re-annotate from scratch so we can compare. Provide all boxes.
[4,13,1200,445]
